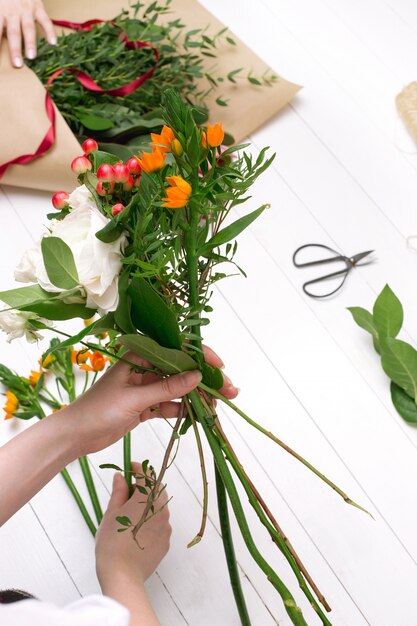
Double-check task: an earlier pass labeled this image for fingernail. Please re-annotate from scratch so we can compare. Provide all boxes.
[50,36,57,45]
[26,49,36,60]
[13,57,23,68]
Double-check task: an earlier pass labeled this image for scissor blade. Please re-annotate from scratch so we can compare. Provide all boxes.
[350,250,374,265]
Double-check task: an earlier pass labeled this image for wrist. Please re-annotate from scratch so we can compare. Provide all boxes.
[42,406,81,464]
[99,568,146,597]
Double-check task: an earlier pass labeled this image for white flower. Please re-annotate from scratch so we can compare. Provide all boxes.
[0,310,47,343]
[14,189,127,315]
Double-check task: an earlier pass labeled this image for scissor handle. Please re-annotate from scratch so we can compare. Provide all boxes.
[292,244,350,268]
[302,268,349,298]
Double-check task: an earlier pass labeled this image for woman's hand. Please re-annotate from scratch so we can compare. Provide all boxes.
[0,0,56,68]
[63,345,238,457]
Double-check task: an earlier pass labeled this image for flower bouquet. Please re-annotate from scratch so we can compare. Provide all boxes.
[0,91,365,625]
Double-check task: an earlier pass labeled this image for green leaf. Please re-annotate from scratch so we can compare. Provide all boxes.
[116,515,132,527]
[0,285,94,320]
[95,220,125,243]
[347,306,380,352]
[79,114,115,131]
[41,237,79,290]
[179,415,192,435]
[380,337,417,401]
[41,317,105,359]
[0,284,50,309]
[201,362,224,390]
[120,335,197,374]
[99,463,123,471]
[202,205,267,253]
[91,150,120,170]
[128,278,181,349]
[114,270,136,334]
[390,382,417,425]
[373,285,403,339]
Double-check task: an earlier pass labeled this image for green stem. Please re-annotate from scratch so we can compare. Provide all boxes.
[60,467,97,536]
[215,463,252,626]
[199,383,371,517]
[189,390,308,626]
[78,456,103,525]
[124,432,133,496]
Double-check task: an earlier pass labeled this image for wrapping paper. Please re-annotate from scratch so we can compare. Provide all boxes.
[0,0,301,192]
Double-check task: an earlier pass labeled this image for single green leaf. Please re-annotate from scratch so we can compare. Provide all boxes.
[41,237,79,290]
[0,284,52,309]
[0,285,94,320]
[128,278,181,349]
[142,459,149,474]
[99,463,123,471]
[380,337,417,401]
[390,382,417,425]
[95,220,125,243]
[116,515,132,527]
[373,285,403,338]
[347,306,380,352]
[91,150,120,170]
[79,114,115,131]
[201,362,224,390]
[120,334,197,374]
[202,205,267,253]
[137,485,148,495]
[179,414,192,435]
[114,270,136,334]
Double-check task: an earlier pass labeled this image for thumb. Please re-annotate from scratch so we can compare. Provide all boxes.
[105,473,129,513]
[132,369,202,409]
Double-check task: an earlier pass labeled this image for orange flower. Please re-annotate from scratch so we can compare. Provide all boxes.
[3,390,18,420]
[151,126,175,153]
[71,349,90,365]
[162,176,192,209]
[80,351,110,372]
[204,122,224,148]
[53,404,68,413]
[138,148,166,173]
[29,369,43,387]
[171,138,183,157]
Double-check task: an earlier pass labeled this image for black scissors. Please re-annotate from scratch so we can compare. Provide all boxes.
[292,244,374,298]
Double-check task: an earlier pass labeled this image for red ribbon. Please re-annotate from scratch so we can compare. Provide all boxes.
[0,19,159,180]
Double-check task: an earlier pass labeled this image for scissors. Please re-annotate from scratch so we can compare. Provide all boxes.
[292,244,374,298]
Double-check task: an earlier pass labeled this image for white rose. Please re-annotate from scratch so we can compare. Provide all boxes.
[15,197,127,315]
[0,310,48,343]
[67,184,97,211]
[14,245,42,283]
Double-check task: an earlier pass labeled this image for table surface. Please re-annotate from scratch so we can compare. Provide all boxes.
[1,0,417,624]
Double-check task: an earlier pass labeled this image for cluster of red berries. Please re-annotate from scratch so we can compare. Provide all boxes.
[52,138,142,218]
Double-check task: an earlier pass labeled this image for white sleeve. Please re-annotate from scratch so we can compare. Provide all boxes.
[0,594,130,626]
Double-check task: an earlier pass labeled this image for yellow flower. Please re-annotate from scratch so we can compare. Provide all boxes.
[39,353,54,368]
[151,126,175,153]
[171,138,183,156]
[80,351,110,372]
[71,348,90,365]
[3,390,18,420]
[203,122,224,148]
[138,148,166,173]
[29,369,43,387]
[162,176,192,209]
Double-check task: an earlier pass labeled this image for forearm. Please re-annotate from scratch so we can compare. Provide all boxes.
[100,574,161,626]
[0,410,78,525]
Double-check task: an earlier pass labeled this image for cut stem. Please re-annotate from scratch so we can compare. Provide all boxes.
[78,456,103,525]
[124,432,133,496]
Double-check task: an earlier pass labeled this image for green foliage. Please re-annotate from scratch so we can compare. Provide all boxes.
[390,382,417,425]
[201,362,224,390]
[41,237,80,290]
[202,205,268,254]
[0,284,94,320]
[380,338,417,402]
[120,334,197,374]
[373,284,403,339]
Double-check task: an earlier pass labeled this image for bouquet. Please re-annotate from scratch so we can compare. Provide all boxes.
[27,0,276,158]
[0,91,366,626]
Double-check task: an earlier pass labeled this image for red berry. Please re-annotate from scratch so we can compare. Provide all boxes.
[126,157,141,176]
[113,163,130,183]
[71,156,92,175]
[96,181,115,196]
[51,191,69,210]
[134,175,141,188]
[82,138,98,155]
[123,175,134,191]
[97,163,115,182]
[112,203,125,216]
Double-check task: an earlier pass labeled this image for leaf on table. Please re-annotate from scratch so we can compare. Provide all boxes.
[120,334,197,374]
[347,306,380,352]
[390,382,417,425]
[373,284,403,339]
[380,337,417,401]
[41,237,79,290]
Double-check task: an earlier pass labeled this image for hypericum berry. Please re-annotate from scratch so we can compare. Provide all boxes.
[97,163,115,182]
[96,181,114,196]
[82,138,98,155]
[134,175,141,188]
[123,175,134,191]
[51,190,69,210]
[126,157,141,176]
[113,163,130,183]
[111,203,124,216]
[71,155,92,175]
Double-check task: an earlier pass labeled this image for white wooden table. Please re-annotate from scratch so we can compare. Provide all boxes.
[1,0,417,623]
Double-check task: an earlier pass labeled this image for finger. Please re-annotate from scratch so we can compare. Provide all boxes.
[219,372,239,399]
[141,401,181,421]
[21,14,36,59]
[129,370,202,410]
[6,15,23,68]
[106,351,152,383]
[0,17,4,59]
[202,344,224,369]
[105,473,129,513]
[35,9,56,45]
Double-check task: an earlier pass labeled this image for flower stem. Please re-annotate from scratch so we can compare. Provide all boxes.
[60,467,97,536]
[215,463,252,626]
[78,456,103,525]
[199,383,371,517]
[124,432,133,496]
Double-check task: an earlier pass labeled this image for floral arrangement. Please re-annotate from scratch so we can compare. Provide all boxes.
[350,284,417,424]
[27,0,276,158]
[0,91,366,626]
